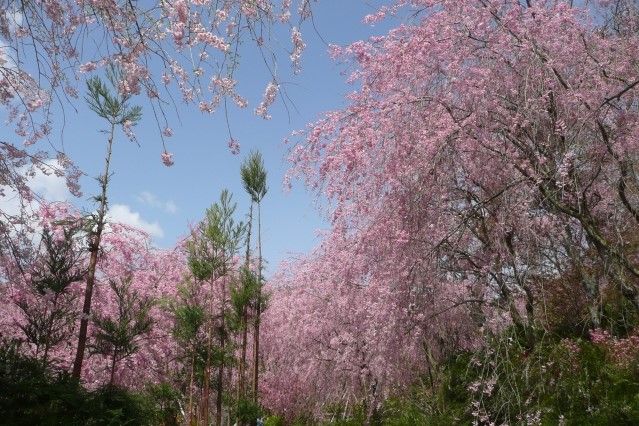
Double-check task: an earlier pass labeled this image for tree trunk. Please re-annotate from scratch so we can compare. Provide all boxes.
[42,294,60,365]
[238,203,253,421]
[252,203,262,403]
[203,279,213,426]
[72,122,115,380]
[216,278,226,426]
[110,349,117,386]
[188,353,195,425]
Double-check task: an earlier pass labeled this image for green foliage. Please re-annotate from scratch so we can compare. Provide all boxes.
[172,299,206,345]
[90,276,154,384]
[15,295,77,363]
[241,151,268,203]
[0,340,179,425]
[600,288,639,337]
[303,327,639,425]
[91,278,154,357]
[85,67,142,125]
[324,404,369,425]
[187,189,245,280]
[32,227,86,295]
[235,396,262,423]
[15,227,85,363]
[169,279,231,386]
[372,331,639,425]
[81,385,155,425]
[0,340,75,424]
[229,267,260,330]
[263,415,286,426]
[234,267,259,310]
[144,382,182,425]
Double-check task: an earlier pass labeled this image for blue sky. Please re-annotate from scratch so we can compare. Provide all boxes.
[1,2,397,275]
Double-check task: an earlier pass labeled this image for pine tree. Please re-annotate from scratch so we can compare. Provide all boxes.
[72,68,142,379]
[187,190,244,426]
[240,151,267,405]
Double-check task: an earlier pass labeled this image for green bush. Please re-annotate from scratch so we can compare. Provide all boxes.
[0,341,181,425]
[235,396,262,424]
[375,330,639,426]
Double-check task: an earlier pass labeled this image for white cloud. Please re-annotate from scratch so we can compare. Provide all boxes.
[0,42,12,70]
[9,11,23,27]
[1,11,24,70]
[0,159,72,218]
[164,200,178,214]
[136,191,178,214]
[0,189,23,218]
[30,161,73,202]
[108,204,164,238]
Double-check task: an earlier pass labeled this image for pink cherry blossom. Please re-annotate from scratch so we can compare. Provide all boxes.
[161,151,174,167]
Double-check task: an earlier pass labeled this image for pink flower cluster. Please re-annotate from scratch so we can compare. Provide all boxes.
[161,151,174,167]
[0,205,189,389]
[255,81,278,119]
[227,137,240,155]
[290,27,305,74]
[590,329,639,367]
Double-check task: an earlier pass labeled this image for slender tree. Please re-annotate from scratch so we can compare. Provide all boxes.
[171,279,207,425]
[15,225,85,365]
[90,276,154,386]
[240,151,267,404]
[72,69,142,379]
[236,153,256,416]
[231,266,259,424]
[188,190,244,426]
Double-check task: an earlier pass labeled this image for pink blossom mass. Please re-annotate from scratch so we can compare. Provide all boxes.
[3,0,639,424]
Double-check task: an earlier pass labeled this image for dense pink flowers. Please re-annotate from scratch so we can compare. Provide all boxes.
[0,205,189,388]
[262,230,478,420]
[272,0,639,419]
[590,329,639,367]
[4,1,639,422]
